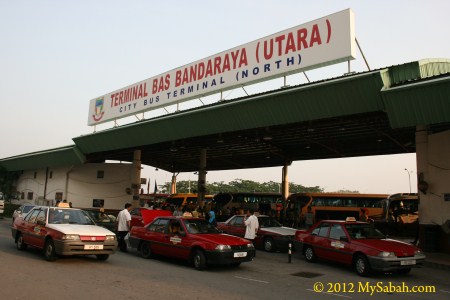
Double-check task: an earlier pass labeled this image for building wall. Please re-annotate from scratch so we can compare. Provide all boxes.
[419,130,450,225]
[14,163,134,209]
[417,128,450,253]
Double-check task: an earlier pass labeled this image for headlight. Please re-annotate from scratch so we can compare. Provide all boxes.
[215,245,231,251]
[62,234,80,240]
[105,235,116,241]
[247,243,255,249]
[414,250,423,256]
[378,251,396,258]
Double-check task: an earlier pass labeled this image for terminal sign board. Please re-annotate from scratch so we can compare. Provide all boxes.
[88,9,355,126]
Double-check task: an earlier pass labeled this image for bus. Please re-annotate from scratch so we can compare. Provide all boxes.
[371,193,419,236]
[166,193,214,208]
[373,193,418,223]
[288,192,389,223]
[213,192,283,216]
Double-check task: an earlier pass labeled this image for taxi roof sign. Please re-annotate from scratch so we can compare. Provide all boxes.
[345,217,357,222]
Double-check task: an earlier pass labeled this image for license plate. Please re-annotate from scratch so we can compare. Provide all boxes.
[401,260,416,265]
[233,252,247,258]
[84,244,103,250]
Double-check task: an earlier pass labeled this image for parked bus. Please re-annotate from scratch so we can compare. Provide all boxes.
[288,192,389,223]
[213,192,283,215]
[166,193,214,208]
[372,193,419,236]
[374,193,419,224]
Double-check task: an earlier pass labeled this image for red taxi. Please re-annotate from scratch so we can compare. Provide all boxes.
[11,205,117,261]
[293,218,426,276]
[128,216,255,270]
[217,215,296,252]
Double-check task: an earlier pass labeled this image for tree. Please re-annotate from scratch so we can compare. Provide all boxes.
[0,166,20,201]
[162,179,325,195]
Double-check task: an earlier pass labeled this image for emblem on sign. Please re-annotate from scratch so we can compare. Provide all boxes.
[92,97,105,121]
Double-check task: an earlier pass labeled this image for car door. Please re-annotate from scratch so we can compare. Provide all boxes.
[146,218,170,255]
[225,216,246,237]
[323,223,352,264]
[20,208,41,246]
[309,222,331,259]
[162,219,191,259]
[24,208,48,248]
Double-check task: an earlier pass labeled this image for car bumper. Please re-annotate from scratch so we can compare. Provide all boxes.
[205,249,256,265]
[367,254,426,271]
[54,239,118,256]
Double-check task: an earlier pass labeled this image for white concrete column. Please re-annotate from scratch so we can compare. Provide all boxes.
[415,125,429,224]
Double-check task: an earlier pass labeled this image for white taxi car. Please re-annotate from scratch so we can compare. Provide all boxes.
[11,204,118,261]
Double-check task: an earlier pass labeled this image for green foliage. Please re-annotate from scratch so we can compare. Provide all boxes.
[0,166,20,201]
[163,179,324,194]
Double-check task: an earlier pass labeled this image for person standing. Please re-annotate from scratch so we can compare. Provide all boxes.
[244,209,259,242]
[116,203,132,252]
[208,209,217,226]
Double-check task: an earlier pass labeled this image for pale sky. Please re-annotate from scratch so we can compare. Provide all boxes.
[1,1,449,194]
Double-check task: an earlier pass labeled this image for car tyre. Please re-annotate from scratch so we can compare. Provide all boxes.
[263,237,275,252]
[96,254,109,261]
[193,250,207,270]
[304,246,317,263]
[140,241,153,259]
[44,239,57,261]
[16,233,27,250]
[354,254,371,276]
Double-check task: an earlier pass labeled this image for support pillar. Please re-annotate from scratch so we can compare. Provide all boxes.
[198,148,207,207]
[171,173,177,194]
[281,161,290,224]
[132,150,142,208]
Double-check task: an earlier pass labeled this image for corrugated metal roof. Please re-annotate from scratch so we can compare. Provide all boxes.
[0,145,85,171]
[382,75,450,128]
[2,59,450,172]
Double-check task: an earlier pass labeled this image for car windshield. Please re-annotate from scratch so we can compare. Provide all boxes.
[345,223,385,239]
[258,217,281,228]
[184,219,221,234]
[86,210,113,223]
[48,208,95,225]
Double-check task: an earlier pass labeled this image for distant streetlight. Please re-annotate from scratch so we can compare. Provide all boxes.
[404,168,411,193]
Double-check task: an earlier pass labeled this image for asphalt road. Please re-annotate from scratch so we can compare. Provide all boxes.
[1,217,449,300]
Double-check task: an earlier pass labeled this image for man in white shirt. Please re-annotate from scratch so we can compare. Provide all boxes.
[116,203,132,252]
[244,209,259,242]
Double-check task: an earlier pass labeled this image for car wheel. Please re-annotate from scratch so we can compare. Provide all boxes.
[304,246,317,262]
[397,268,411,275]
[44,239,57,261]
[354,254,371,276]
[140,241,153,259]
[263,237,275,252]
[16,233,27,250]
[193,250,207,270]
[96,254,109,261]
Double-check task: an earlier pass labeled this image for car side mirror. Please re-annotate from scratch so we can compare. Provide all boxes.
[37,219,46,226]
[179,231,186,237]
[340,236,349,242]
